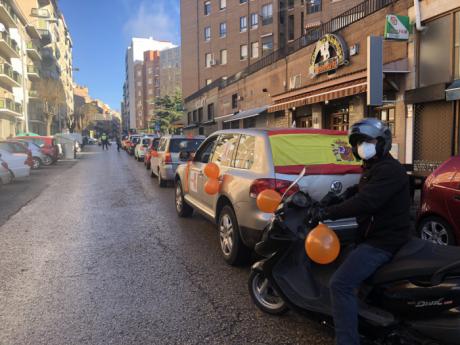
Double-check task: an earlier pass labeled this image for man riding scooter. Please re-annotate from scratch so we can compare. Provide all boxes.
[308,118,411,345]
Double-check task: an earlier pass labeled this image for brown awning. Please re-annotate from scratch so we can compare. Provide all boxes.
[269,78,367,112]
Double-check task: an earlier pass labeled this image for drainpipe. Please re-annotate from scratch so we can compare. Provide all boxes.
[414,0,426,32]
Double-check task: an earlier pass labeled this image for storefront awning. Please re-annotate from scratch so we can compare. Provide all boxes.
[446,80,460,101]
[223,106,268,123]
[269,78,367,112]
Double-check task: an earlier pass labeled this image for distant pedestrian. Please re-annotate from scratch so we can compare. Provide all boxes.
[101,133,109,150]
[116,136,121,152]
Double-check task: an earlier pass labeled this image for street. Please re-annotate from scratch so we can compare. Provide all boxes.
[0,145,334,345]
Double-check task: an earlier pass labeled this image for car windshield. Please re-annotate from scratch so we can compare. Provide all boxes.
[169,139,204,153]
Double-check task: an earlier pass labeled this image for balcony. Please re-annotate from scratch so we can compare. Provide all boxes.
[0,98,22,117]
[0,63,20,87]
[28,89,39,99]
[0,31,19,58]
[26,41,41,61]
[27,65,40,80]
[31,8,50,18]
[0,0,18,27]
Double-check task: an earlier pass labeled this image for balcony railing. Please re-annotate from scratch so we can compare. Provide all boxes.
[185,0,395,103]
[0,63,20,83]
[27,65,40,75]
[29,90,39,98]
[0,30,19,55]
[0,0,18,25]
[31,8,50,18]
[0,97,22,115]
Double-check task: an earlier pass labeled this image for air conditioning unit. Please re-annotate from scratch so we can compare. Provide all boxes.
[289,74,301,90]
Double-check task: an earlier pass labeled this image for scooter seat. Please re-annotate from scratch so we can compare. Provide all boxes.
[371,238,460,285]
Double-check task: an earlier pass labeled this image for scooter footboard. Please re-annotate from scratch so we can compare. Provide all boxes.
[408,316,460,345]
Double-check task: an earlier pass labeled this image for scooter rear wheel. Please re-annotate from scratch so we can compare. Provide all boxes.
[248,270,288,315]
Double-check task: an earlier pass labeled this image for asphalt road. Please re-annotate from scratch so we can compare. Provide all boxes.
[0,145,334,345]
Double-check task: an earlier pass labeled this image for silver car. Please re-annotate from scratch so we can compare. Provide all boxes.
[150,135,205,187]
[174,128,362,265]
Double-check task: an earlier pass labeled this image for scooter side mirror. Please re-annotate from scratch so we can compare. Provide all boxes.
[256,189,282,213]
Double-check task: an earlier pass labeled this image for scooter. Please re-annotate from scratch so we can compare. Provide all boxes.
[248,170,460,345]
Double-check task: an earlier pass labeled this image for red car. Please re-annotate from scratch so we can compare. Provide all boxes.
[417,155,460,245]
[144,137,161,170]
[14,136,59,164]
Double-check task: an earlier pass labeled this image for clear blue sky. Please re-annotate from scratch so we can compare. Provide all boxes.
[60,0,181,111]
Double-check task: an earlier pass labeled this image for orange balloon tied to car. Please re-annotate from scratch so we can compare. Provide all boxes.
[204,162,220,179]
[305,223,340,264]
[204,178,220,195]
[256,189,282,213]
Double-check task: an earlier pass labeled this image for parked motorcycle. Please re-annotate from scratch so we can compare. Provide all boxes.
[248,170,460,345]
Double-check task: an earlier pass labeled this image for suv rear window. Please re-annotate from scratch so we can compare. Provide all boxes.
[131,137,140,144]
[169,139,204,153]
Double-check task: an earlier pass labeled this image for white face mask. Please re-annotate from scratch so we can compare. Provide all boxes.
[357,142,377,160]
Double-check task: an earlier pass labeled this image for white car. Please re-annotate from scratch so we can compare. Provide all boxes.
[134,136,154,161]
[0,155,12,184]
[0,149,31,179]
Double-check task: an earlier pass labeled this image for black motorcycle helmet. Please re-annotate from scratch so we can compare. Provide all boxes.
[348,118,392,159]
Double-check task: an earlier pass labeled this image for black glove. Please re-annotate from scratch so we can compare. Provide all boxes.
[320,191,343,207]
[306,203,328,227]
[341,185,359,200]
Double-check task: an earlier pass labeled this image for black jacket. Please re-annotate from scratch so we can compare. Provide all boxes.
[325,155,411,254]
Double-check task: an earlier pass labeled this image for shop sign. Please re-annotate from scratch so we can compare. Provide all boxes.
[309,34,349,78]
[384,15,411,40]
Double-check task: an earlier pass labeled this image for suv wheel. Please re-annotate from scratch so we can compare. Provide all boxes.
[42,155,53,166]
[158,169,167,187]
[418,216,455,246]
[32,157,41,169]
[218,205,251,266]
[175,181,193,217]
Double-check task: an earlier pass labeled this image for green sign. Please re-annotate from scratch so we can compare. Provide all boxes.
[384,15,412,40]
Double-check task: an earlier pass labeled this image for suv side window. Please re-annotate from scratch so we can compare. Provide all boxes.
[194,136,218,163]
[211,134,240,167]
[233,135,255,169]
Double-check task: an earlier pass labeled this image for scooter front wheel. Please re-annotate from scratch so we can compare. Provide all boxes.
[248,270,288,315]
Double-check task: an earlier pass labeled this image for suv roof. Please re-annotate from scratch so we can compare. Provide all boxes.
[161,135,206,139]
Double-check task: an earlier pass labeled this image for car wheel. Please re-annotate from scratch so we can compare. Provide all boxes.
[248,270,288,315]
[418,216,456,246]
[175,181,193,217]
[158,169,167,187]
[42,155,53,166]
[218,205,251,266]
[32,157,41,169]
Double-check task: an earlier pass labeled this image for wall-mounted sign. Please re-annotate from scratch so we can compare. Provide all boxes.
[384,15,411,40]
[309,34,349,78]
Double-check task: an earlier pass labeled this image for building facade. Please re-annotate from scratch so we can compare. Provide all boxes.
[143,50,160,129]
[160,46,181,98]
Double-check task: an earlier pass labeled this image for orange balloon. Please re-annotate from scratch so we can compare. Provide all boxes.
[204,178,220,195]
[204,162,220,179]
[305,223,340,265]
[256,189,282,213]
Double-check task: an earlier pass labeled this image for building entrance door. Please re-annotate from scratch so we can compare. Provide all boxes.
[325,101,349,131]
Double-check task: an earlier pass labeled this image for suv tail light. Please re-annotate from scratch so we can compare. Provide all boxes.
[163,152,172,164]
[249,178,300,198]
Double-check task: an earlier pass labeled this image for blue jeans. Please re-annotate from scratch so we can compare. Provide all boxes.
[330,244,392,345]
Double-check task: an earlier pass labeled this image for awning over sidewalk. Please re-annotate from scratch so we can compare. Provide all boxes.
[223,106,268,123]
[446,80,460,101]
[269,78,367,112]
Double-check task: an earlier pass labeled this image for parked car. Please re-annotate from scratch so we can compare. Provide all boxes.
[0,149,31,179]
[0,141,34,168]
[7,140,48,169]
[126,135,142,155]
[134,136,155,161]
[151,135,205,187]
[14,136,58,165]
[417,155,460,246]
[0,154,12,184]
[174,128,362,265]
[144,137,162,170]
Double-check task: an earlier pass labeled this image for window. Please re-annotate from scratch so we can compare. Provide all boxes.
[301,11,304,35]
[288,0,294,9]
[211,134,240,166]
[206,79,212,85]
[194,136,218,163]
[204,26,211,41]
[233,135,255,169]
[240,0,247,3]
[243,117,256,128]
[232,94,238,109]
[240,16,247,32]
[376,107,396,137]
[205,53,212,67]
[187,112,192,124]
[262,35,273,56]
[219,22,227,37]
[219,0,226,10]
[204,1,211,15]
[455,12,460,78]
[193,110,197,122]
[240,44,248,60]
[250,13,259,29]
[261,4,273,25]
[288,15,295,40]
[207,103,214,120]
[220,49,227,65]
[307,0,321,14]
[251,41,259,58]
[198,107,203,123]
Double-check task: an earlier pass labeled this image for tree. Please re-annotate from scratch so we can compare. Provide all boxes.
[35,78,66,135]
[74,102,98,132]
[152,91,184,134]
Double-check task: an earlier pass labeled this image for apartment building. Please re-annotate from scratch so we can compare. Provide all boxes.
[123,37,175,130]
[159,46,181,98]
[142,50,160,129]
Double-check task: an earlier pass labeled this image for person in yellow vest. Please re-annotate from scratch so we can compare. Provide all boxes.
[101,133,109,150]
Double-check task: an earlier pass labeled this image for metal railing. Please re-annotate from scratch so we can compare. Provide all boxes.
[0,97,22,114]
[0,63,20,83]
[29,90,39,98]
[26,41,40,52]
[0,0,18,23]
[0,30,19,55]
[27,65,40,74]
[31,8,50,18]
[185,0,395,103]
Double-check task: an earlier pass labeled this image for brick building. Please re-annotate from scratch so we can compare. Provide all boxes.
[142,50,160,129]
